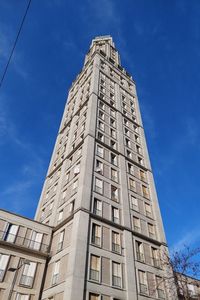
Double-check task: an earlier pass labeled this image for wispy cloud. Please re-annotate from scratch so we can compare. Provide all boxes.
[185,117,200,146]
[0,96,46,214]
[0,22,28,80]
[170,226,200,253]
[0,97,28,147]
[140,102,157,139]
[87,0,121,27]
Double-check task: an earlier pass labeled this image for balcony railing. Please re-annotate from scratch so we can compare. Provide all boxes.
[0,269,4,282]
[57,241,63,253]
[112,275,121,287]
[111,175,118,182]
[95,186,103,194]
[136,251,145,262]
[133,225,141,233]
[20,275,34,287]
[93,208,102,216]
[113,217,119,224]
[92,236,101,246]
[90,269,99,281]
[112,243,121,253]
[140,283,148,295]
[157,289,165,299]
[52,274,59,286]
[111,194,118,202]
[152,258,161,268]
[0,230,49,253]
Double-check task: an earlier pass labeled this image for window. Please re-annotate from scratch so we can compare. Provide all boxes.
[138,157,144,166]
[129,178,136,191]
[111,185,118,202]
[133,124,138,133]
[57,210,63,223]
[112,262,121,287]
[96,160,103,174]
[62,190,67,200]
[29,231,43,251]
[100,86,105,93]
[131,196,138,210]
[111,153,117,165]
[69,200,75,214]
[52,260,60,285]
[110,100,115,107]
[112,207,119,224]
[99,110,104,120]
[57,230,65,252]
[148,223,156,239]
[136,145,142,154]
[110,109,115,117]
[49,201,54,211]
[91,224,101,246]
[73,180,78,191]
[73,131,77,141]
[99,101,104,109]
[89,293,100,300]
[98,120,104,131]
[135,241,144,262]
[77,147,82,157]
[3,223,19,243]
[145,203,152,218]
[110,93,114,100]
[112,232,121,253]
[140,170,145,181]
[93,199,102,216]
[97,145,104,158]
[135,135,139,143]
[111,168,118,182]
[53,184,57,192]
[142,185,149,198]
[95,178,103,194]
[110,128,116,138]
[152,248,160,268]
[20,261,36,287]
[110,140,116,149]
[0,254,9,282]
[127,150,132,159]
[90,255,100,281]
[156,276,165,298]
[125,138,131,148]
[124,118,128,126]
[66,172,70,183]
[133,217,140,232]
[74,163,80,175]
[100,79,105,86]
[138,270,148,295]
[124,128,130,136]
[97,132,104,142]
[16,294,29,300]
[110,118,116,127]
[99,92,105,100]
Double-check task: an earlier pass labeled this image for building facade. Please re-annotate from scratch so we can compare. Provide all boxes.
[0,36,176,300]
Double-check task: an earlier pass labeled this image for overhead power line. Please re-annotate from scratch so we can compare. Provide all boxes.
[0,0,32,89]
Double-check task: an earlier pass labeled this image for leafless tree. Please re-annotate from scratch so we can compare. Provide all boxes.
[162,246,200,300]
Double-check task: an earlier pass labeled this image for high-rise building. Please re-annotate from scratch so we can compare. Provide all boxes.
[0,36,176,300]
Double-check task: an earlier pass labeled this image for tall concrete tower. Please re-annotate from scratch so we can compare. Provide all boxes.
[34,36,170,300]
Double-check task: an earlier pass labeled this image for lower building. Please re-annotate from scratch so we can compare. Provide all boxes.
[0,209,52,299]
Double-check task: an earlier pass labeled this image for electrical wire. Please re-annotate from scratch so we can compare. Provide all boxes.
[0,0,32,89]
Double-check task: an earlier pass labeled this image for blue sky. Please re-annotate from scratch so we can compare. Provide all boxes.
[0,0,200,252]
